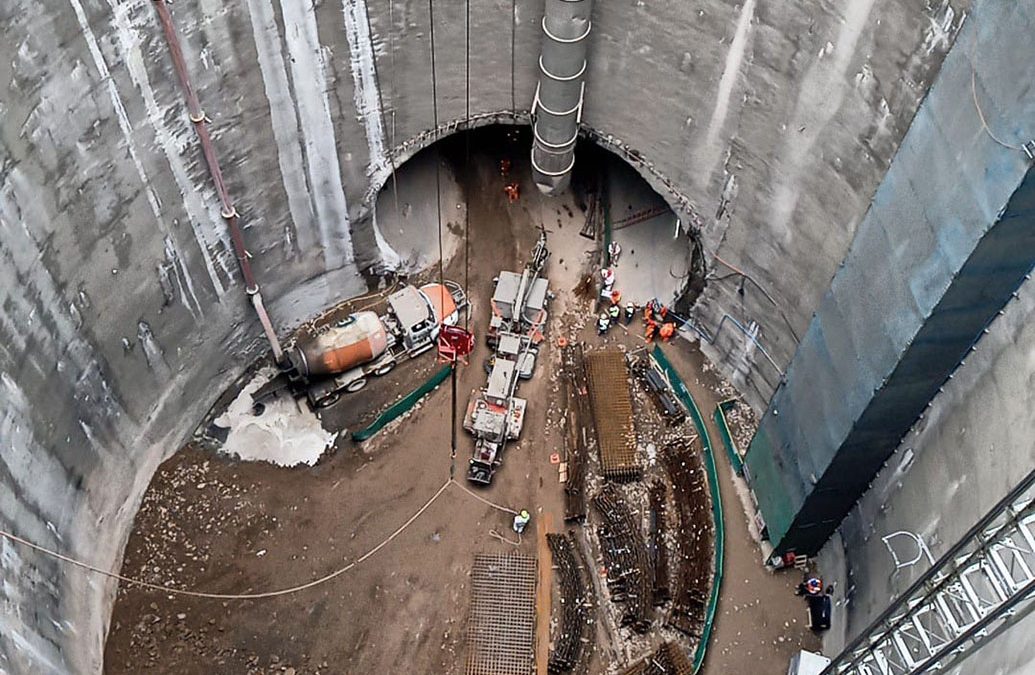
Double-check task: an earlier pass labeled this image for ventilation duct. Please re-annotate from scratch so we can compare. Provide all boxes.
[531,0,593,195]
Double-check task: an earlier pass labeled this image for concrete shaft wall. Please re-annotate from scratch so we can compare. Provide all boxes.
[745,0,1035,559]
[0,0,966,672]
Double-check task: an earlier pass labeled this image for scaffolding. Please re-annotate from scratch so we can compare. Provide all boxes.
[824,469,1035,674]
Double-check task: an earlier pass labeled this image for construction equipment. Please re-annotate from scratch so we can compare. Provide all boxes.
[466,233,551,484]
[487,229,550,346]
[256,281,467,409]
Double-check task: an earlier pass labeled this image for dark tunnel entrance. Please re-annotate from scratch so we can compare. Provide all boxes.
[368,125,704,312]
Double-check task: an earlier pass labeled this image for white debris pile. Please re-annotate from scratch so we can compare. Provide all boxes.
[213,368,337,467]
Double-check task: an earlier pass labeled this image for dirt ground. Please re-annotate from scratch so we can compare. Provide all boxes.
[104,129,818,674]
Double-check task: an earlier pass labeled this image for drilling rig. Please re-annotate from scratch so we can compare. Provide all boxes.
[465,231,551,484]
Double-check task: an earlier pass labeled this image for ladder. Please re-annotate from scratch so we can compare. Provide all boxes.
[825,469,1035,675]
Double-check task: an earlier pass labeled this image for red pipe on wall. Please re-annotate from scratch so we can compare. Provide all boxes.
[151,0,284,362]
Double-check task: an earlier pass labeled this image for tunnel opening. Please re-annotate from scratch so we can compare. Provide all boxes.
[365,125,704,308]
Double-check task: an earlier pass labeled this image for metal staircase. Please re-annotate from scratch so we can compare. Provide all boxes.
[824,469,1035,675]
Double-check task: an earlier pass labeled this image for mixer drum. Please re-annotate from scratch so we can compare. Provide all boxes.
[291,311,389,378]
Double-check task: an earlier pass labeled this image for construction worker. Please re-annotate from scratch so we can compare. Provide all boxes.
[503,182,520,203]
[796,577,823,597]
[608,303,621,326]
[608,241,622,265]
[645,320,658,343]
[513,509,531,534]
[624,301,636,324]
[610,289,622,306]
[644,302,653,323]
[597,312,611,335]
[659,322,676,342]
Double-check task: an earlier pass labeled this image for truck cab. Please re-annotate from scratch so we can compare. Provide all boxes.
[386,281,466,355]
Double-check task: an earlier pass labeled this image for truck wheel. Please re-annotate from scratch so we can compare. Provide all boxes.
[316,393,340,409]
[373,361,396,377]
[345,378,368,393]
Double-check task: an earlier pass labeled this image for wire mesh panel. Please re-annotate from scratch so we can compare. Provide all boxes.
[585,350,641,480]
[465,553,538,675]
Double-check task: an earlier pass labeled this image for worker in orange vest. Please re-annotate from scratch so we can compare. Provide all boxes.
[659,322,676,342]
[645,319,658,343]
[610,289,622,306]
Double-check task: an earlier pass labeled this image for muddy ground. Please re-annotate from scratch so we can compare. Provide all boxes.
[104,129,819,674]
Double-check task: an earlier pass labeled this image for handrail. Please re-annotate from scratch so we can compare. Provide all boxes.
[714,400,745,476]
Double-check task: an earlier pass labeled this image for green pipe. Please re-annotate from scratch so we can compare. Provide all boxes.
[650,345,725,674]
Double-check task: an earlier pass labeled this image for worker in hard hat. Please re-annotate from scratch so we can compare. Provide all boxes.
[597,312,611,335]
[624,301,636,324]
[608,241,622,265]
[645,319,658,343]
[504,182,520,203]
[513,509,531,534]
[601,267,615,291]
[608,303,621,326]
[796,577,823,597]
[659,322,676,342]
[610,289,622,306]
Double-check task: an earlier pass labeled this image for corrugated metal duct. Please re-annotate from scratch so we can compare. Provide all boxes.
[531,0,593,195]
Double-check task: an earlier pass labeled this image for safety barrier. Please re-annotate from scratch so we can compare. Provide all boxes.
[649,346,725,674]
[713,399,745,476]
[351,365,453,442]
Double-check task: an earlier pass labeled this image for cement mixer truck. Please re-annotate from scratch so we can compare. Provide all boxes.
[256,281,467,409]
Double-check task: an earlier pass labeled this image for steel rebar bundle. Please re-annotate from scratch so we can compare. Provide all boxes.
[592,486,652,633]
[547,533,593,672]
[661,441,713,637]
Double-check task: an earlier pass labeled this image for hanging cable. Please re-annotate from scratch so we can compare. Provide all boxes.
[970,64,1024,152]
[511,0,517,119]
[464,0,472,334]
[387,0,401,217]
[427,0,444,289]
[427,0,456,479]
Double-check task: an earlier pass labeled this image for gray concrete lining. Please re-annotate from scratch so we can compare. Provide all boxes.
[746,0,1035,559]
[0,0,989,671]
[823,272,1035,675]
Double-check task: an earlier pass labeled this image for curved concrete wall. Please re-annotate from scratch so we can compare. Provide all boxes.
[0,0,969,672]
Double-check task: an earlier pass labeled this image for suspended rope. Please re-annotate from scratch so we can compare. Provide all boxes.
[427,0,457,479]
[0,479,518,601]
[427,0,444,290]
[464,0,472,332]
[511,0,517,119]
